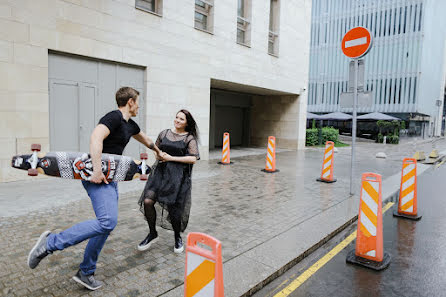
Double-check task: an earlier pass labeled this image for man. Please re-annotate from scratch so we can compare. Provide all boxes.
[27,87,162,290]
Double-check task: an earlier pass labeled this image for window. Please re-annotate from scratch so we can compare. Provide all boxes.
[136,0,163,16]
[268,0,280,56]
[237,0,251,46]
[195,0,214,33]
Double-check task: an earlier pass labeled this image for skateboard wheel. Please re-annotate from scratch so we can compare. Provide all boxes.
[28,168,38,176]
[140,153,148,159]
[31,144,41,151]
[140,174,148,181]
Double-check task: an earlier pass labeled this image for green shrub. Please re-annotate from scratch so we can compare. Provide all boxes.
[388,135,399,144]
[306,127,339,146]
[377,133,399,144]
[322,127,339,143]
[377,133,383,143]
[392,120,400,136]
[306,128,318,146]
[401,121,406,130]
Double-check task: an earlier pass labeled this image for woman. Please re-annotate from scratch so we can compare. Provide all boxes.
[137,109,199,253]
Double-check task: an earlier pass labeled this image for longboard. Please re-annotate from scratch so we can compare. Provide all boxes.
[11,144,151,182]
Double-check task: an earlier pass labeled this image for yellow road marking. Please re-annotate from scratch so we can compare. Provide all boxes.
[274,202,395,297]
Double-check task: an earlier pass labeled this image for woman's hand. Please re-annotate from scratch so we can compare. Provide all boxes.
[160,153,173,162]
[155,150,165,160]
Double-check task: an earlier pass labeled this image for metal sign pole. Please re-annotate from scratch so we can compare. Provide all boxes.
[350,58,359,195]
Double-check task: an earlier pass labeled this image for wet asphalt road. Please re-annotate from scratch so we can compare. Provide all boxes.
[255,163,446,297]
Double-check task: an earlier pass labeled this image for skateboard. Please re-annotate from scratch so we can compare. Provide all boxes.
[11,144,151,182]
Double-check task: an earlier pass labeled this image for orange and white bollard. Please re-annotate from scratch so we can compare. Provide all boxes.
[218,132,233,165]
[316,141,336,183]
[262,136,279,173]
[393,158,422,220]
[346,173,391,270]
[184,233,224,297]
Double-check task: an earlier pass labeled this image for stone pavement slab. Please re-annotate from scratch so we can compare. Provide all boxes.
[0,138,445,297]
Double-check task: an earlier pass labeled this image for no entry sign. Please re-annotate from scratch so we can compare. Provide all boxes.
[341,27,372,59]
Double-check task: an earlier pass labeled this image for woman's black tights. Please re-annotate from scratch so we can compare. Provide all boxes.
[143,198,157,235]
[144,198,181,239]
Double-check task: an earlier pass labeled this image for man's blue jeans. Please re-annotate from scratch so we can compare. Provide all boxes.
[46,181,119,275]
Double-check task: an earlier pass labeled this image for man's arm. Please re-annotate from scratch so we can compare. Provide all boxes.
[133,131,162,156]
[90,124,110,184]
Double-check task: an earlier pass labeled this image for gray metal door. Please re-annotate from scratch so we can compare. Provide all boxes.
[215,106,244,146]
[49,53,145,158]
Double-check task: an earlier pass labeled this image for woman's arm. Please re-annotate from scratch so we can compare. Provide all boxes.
[162,154,197,164]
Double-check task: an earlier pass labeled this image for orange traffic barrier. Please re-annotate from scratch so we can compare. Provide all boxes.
[393,158,422,220]
[346,173,391,270]
[184,232,224,297]
[261,136,279,173]
[218,132,232,165]
[316,141,336,183]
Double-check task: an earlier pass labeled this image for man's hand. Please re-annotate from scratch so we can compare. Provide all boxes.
[90,171,109,184]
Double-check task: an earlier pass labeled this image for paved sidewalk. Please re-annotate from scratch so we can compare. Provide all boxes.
[0,138,445,297]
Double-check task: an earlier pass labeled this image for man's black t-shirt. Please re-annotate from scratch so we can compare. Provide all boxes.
[99,110,141,155]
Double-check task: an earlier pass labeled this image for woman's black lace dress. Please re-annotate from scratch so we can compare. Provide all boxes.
[138,129,199,232]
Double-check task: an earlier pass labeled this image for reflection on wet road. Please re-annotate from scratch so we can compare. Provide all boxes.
[256,164,446,297]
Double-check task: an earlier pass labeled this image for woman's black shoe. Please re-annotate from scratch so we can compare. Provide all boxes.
[174,236,184,253]
[137,232,158,251]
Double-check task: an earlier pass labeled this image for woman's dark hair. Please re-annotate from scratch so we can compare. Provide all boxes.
[178,109,199,143]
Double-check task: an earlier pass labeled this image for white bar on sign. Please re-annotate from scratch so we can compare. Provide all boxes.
[345,37,367,48]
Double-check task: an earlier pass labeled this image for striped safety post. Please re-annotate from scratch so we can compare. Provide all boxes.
[261,136,279,173]
[316,141,336,183]
[184,233,224,297]
[346,173,391,271]
[218,132,232,165]
[393,158,422,220]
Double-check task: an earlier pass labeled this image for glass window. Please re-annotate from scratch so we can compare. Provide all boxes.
[268,0,280,55]
[136,0,162,15]
[237,0,251,45]
[195,0,213,32]
[195,12,207,31]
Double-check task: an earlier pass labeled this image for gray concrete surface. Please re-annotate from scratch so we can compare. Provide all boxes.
[255,161,446,297]
[0,138,445,297]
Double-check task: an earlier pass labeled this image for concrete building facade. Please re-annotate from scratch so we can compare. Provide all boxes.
[0,0,311,182]
[307,0,446,136]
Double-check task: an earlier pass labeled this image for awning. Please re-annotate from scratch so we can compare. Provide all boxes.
[307,112,323,120]
[357,112,401,121]
[319,112,352,120]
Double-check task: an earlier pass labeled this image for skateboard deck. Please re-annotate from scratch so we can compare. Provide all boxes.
[12,148,151,182]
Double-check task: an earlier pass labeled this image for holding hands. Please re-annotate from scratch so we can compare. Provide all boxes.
[156,151,173,162]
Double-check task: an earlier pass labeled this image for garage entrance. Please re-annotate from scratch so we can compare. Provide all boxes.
[48,52,145,158]
[209,80,301,152]
[209,89,251,149]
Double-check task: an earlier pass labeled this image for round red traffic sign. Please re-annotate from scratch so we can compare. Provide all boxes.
[341,27,372,59]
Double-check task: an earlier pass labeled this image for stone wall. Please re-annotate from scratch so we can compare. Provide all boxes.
[250,94,306,149]
[0,0,311,181]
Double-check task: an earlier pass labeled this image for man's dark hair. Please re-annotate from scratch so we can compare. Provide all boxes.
[116,87,140,107]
